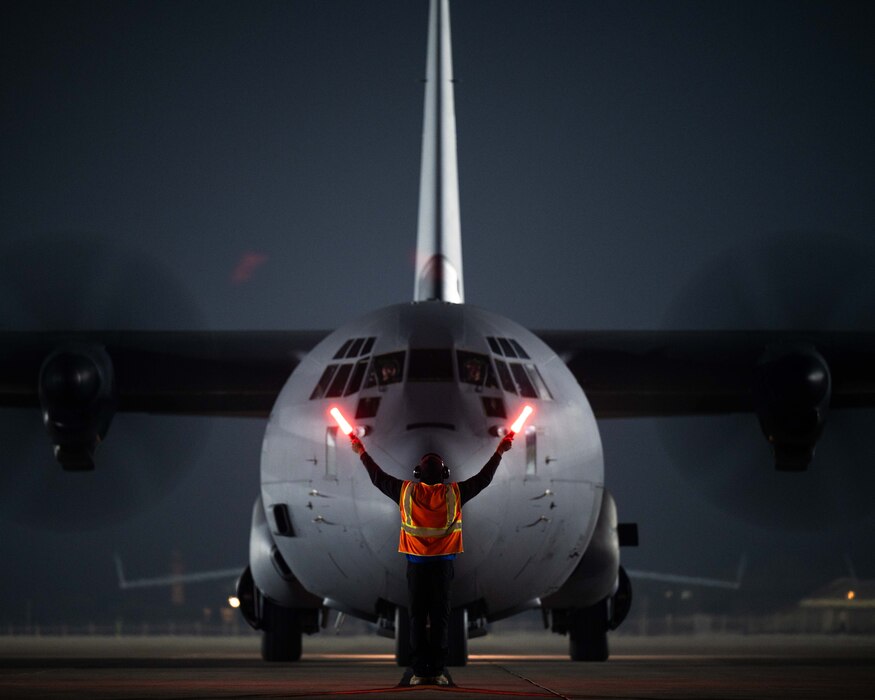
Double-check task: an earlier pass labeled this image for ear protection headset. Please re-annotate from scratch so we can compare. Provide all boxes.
[413,452,450,481]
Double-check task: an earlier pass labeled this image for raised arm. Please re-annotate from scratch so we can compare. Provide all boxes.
[351,435,404,503]
[458,436,513,505]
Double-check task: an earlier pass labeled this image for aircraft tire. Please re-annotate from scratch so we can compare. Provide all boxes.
[446,608,468,666]
[395,606,412,667]
[260,599,302,662]
[568,599,609,662]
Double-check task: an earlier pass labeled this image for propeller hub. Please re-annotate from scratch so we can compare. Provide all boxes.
[40,351,101,407]
[38,344,116,471]
[754,344,831,471]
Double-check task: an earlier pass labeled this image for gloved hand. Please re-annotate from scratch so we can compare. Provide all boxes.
[497,435,514,454]
[350,435,365,456]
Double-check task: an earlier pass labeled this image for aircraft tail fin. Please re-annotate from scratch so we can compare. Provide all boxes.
[414,0,464,304]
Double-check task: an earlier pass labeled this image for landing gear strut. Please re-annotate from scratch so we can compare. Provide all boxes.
[568,599,609,662]
[260,597,303,662]
[395,607,412,667]
[447,608,468,666]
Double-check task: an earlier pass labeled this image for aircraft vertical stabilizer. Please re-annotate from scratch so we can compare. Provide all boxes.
[414,0,464,304]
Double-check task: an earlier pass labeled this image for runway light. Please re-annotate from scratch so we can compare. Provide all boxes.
[847,590,856,601]
[228,596,241,609]
[509,405,534,435]
[329,407,354,436]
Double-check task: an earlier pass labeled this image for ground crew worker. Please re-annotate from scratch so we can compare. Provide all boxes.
[350,434,514,686]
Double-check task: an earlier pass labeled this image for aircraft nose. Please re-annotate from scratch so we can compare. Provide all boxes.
[369,428,491,482]
[374,429,448,471]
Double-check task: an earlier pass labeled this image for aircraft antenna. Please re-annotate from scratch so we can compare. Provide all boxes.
[414,0,464,303]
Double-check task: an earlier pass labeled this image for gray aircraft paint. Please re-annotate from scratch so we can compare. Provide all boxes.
[260,303,603,617]
[415,0,464,304]
[254,2,608,621]
[4,0,874,629]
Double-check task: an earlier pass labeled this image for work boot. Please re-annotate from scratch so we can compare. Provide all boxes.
[434,673,449,686]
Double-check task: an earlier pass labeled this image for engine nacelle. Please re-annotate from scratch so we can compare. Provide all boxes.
[754,344,831,471]
[247,496,322,630]
[541,489,620,611]
[38,344,116,470]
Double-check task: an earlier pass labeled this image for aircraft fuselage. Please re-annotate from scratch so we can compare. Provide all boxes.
[258,301,604,620]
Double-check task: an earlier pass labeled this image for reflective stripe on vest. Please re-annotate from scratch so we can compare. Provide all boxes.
[398,481,463,556]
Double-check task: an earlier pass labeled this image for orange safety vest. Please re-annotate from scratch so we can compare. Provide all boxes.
[398,480,463,556]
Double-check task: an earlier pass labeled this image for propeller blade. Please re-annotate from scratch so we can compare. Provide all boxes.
[659,231,875,530]
[0,233,208,530]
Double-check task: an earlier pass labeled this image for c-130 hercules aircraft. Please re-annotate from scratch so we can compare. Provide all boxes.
[3,0,875,665]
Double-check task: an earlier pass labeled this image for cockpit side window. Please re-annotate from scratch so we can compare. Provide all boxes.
[510,363,538,399]
[312,337,381,399]
[526,364,553,399]
[310,364,338,400]
[333,340,353,359]
[481,396,506,418]
[356,396,381,419]
[484,337,551,399]
[498,337,517,358]
[325,363,353,398]
[494,359,517,394]
[457,351,498,389]
[510,339,530,359]
[364,351,405,388]
[332,336,378,361]
[344,358,369,396]
[487,336,503,355]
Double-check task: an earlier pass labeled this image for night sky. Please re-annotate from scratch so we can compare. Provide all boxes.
[1,0,874,626]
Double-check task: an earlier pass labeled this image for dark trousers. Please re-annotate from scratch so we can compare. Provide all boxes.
[406,558,454,676]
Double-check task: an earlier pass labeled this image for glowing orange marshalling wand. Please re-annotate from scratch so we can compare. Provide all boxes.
[508,404,534,437]
[332,404,532,442]
[329,406,355,436]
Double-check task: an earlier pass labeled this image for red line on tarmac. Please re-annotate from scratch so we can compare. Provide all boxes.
[0,680,558,698]
[306,654,568,662]
[279,688,557,697]
[431,688,556,697]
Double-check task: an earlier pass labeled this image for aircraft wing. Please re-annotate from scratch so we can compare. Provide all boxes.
[5,329,873,419]
[2,328,873,471]
[534,330,875,418]
[0,330,328,417]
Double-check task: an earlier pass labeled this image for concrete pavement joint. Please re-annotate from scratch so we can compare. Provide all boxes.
[490,663,570,700]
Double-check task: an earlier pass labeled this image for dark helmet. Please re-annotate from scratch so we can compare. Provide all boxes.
[413,452,450,482]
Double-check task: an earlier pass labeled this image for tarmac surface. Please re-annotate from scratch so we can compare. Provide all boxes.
[0,633,873,699]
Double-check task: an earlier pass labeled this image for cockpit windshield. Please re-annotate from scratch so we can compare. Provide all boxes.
[407,349,454,382]
[364,351,405,388]
[457,351,498,388]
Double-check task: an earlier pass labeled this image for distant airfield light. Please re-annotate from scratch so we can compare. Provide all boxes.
[510,405,534,435]
[330,407,355,436]
[847,590,856,601]
[228,596,241,608]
